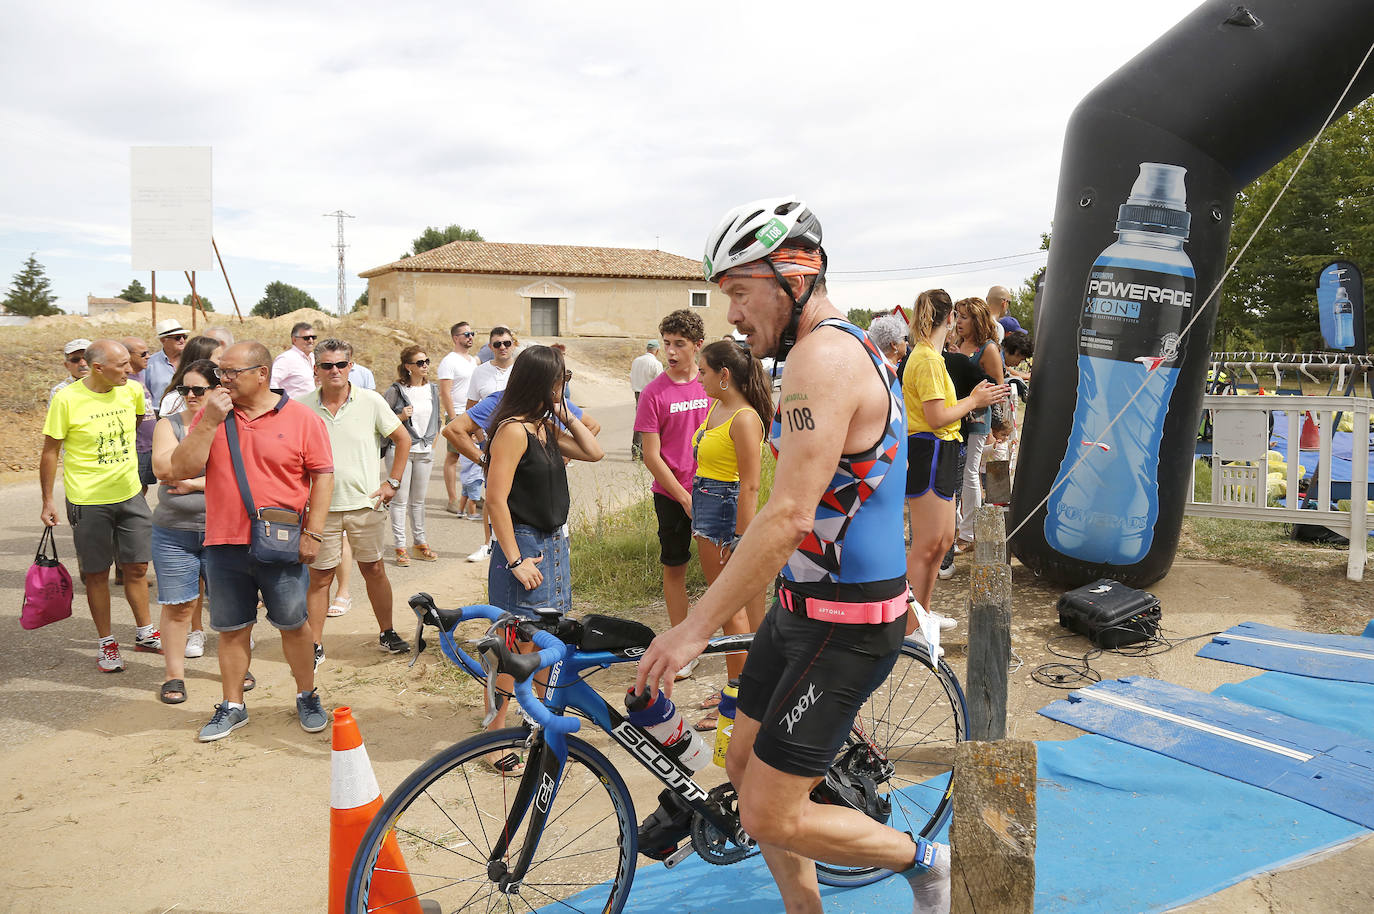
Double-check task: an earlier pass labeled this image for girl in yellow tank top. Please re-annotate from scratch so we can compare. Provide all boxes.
[687,340,773,727]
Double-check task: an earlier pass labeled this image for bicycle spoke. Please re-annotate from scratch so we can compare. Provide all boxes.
[392,823,486,868]
[524,880,607,914]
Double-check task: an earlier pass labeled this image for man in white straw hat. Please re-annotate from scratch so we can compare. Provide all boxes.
[145,318,188,413]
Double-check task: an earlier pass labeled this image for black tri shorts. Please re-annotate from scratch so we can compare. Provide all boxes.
[737,601,906,777]
[905,433,959,501]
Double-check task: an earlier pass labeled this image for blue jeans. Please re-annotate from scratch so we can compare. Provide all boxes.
[203,544,309,632]
[691,476,739,547]
[488,525,571,617]
[151,525,206,605]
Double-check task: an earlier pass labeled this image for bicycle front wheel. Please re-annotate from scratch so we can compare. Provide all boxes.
[815,638,967,887]
[346,728,637,914]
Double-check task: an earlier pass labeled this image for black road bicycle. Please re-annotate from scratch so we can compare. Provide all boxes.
[345,594,968,913]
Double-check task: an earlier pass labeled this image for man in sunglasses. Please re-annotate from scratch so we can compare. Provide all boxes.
[462,327,518,561]
[438,321,480,514]
[270,322,318,400]
[51,338,91,401]
[145,319,189,418]
[122,336,157,490]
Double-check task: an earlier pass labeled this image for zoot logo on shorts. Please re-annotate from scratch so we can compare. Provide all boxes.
[779,682,823,734]
[755,218,787,247]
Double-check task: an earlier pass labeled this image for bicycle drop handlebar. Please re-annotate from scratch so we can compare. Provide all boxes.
[408,595,580,738]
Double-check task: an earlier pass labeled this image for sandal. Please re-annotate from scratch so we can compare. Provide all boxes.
[243,670,256,692]
[326,595,352,618]
[159,679,187,705]
[395,548,411,567]
[483,752,525,777]
[698,694,723,711]
[693,712,719,732]
[412,543,438,562]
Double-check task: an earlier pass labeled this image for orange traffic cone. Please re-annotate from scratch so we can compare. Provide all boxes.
[328,706,423,914]
[1299,412,1321,450]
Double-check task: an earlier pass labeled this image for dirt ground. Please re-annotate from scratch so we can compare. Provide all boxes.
[1,327,1371,912]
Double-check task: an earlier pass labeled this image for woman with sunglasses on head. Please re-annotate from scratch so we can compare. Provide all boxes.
[156,336,225,416]
[481,345,603,773]
[150,360,251,702]
[688,340,771,730]
[383,346,441,565]
[903,291,1009,632]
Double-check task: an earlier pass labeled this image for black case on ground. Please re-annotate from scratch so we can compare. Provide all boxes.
[1057,579,1161,648]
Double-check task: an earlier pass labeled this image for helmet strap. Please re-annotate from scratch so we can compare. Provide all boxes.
[766,248,827,363]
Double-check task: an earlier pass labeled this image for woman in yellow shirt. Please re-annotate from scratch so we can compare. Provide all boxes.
[688,339,771,729]
[902,290,1009,628]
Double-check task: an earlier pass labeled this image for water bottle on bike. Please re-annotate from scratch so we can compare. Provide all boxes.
[624,687,711,771]
[713,680,739,768]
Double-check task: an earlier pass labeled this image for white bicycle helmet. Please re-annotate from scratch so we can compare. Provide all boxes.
[703,196,823,282]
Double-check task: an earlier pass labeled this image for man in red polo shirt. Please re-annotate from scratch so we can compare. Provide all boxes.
[170,341,335,741]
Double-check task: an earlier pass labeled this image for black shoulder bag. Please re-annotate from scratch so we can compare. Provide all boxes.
[224,411,304,564]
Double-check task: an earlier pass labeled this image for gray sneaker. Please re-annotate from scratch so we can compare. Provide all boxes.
[297,689,329,733]
[198,703,248,742]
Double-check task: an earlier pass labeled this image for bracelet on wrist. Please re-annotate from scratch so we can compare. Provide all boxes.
[506,556,524,570]
[303,530,324,543]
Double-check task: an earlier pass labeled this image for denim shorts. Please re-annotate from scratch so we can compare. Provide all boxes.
[151,525,206,605]
[203,544,309,632]
[462,476,485,502]
[691,476,739,547]
[488,525,571,618]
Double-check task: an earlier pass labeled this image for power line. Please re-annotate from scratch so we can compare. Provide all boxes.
[828,250,1048,276]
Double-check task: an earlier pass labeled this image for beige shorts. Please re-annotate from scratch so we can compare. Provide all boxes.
[313,507,388,569]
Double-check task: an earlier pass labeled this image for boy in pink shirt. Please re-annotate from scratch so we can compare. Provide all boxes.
[633,310,709,678]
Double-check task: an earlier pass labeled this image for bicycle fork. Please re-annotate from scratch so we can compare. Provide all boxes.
[484,730,563,893]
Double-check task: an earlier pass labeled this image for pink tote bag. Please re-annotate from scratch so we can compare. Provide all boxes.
[22,527,73,630]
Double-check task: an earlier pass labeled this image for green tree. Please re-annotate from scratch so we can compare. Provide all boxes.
[351,289,369,313]
[183,293,214,313]
[2,253,61,316]
[403,223,484,258]
[1224,97,1374,351]
[845,307,877,329]
[251,281,319,318]
[119,278,148,302]
[1009,231,1050,331]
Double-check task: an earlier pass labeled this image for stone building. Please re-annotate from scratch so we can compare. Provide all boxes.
[358,241,730,338]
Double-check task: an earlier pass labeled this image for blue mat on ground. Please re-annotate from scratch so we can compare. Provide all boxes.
[1040,676,1374,829]
[1270,411,1374,491]
[1198,621,1374,683]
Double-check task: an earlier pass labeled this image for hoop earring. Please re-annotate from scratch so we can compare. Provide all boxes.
[720,380,728,391]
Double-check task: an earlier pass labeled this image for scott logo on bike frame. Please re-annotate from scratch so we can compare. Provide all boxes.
[610,721,709,803]
[780,683,824,735]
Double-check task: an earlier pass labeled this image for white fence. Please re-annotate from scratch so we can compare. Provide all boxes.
[1186,394,1371,582]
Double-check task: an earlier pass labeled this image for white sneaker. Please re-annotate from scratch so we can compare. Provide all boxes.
[466,543,492,562]
[673,657,700,681]
[930,611,958,631]
[97,640,125,673]
[185,630,206,658]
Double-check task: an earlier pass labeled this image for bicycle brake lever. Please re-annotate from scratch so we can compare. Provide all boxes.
[408,619,425,669]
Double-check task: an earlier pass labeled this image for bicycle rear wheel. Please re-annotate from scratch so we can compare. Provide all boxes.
[815,638,967,887]
[346,729,637,914]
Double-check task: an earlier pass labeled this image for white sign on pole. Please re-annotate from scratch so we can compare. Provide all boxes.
[131,146,212,271]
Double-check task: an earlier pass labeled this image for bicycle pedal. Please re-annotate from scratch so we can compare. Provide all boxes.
[662,843,697,868]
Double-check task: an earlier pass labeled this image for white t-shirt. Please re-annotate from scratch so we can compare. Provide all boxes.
[467,361,512,405]
[402,384,435,454]
[437,351,478,416]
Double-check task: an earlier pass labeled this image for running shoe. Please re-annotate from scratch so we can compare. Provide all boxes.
[296,689,329,733]
[313,642,325,671]
[198,703,248,742]
[184,630,206,658]
[97,641,125,673]
[134,630,163,653]
[378,629,410,654]
[674,657,700,681]
[937,546,956,580]
[466,543,492,562]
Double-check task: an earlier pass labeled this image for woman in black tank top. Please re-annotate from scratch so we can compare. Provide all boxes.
[480,346,604,769]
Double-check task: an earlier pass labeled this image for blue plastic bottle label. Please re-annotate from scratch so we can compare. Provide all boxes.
[1080,258,1194,366]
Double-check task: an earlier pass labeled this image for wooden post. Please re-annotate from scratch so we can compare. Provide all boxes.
[951,739,1037,914]
[968,505,1011,741]
[212,237,245,323]
[150,271,156,328]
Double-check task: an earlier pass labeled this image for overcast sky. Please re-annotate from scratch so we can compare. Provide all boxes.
[1,0,1205,318]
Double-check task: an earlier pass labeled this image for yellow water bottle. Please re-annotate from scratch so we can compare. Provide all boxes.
[713,681,739,768]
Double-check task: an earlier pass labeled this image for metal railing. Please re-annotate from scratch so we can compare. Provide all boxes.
[1187,394,1371,581]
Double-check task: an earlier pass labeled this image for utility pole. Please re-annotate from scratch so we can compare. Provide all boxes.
[323,210,355,315]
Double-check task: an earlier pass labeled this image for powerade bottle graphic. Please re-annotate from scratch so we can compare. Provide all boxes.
[1333,285,1355,349]
[1045,163,1195,565]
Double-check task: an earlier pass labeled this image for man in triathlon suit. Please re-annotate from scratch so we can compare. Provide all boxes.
[636,197,950,914]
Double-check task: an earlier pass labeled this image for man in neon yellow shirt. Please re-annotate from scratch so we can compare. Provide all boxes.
[40,339,158,673]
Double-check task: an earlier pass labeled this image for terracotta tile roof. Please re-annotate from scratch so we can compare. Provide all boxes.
[358,241,705,281]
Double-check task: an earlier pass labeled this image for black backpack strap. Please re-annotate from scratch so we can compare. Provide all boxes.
[223,412,258,522]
